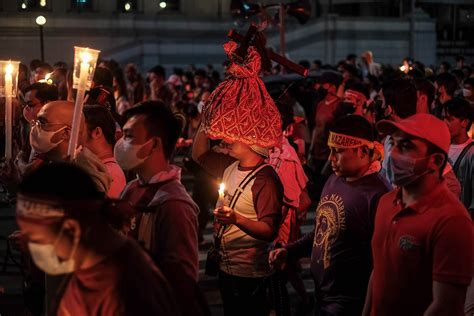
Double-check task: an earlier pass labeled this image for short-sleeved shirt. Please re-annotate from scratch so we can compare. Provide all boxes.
[102,157,127,199]
[198,151,283,277]
[286,172,390,313]
[371,183,473,316]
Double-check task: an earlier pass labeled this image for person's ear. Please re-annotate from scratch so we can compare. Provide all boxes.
[61,219,81,245]
[359,146,369,158]
[461,118,470,130]
[91,127,102,140]
[385,104,393,117]
[58,126,71,141]
[430,153,446,172]
[151,136,162,152]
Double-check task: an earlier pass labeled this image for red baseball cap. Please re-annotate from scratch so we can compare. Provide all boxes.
[376,113,450,154]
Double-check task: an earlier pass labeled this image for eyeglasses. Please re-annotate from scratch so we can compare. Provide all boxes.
[25,101,42,108]
[30,119,69,130]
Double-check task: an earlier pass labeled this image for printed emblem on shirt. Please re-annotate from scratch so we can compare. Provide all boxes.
[313,193,346,269]
[399,235,421,251]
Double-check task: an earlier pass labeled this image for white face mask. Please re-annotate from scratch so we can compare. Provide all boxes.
[197,101,205,114]
[463,88,472,98]
[114,137,153,171]
[28,228,77,275]
[29,124,68,154]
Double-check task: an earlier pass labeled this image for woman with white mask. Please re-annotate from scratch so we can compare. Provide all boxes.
[16,162,178,316]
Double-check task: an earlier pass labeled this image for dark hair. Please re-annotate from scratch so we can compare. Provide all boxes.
[26,82,59,104]
[148,65,166,79]
[36,62,53,73]
[455,55,465,62]
[124,101,182,160]
[331,115,375,142]
[194,69,207,78]
[440,61,451,72]
[298,60,310,70]
[93,67,113,90]
[345,81,369,99]
[462,66,472,79]
[346,54,357,61]
[342,64,360,79]
[29,59,42,72]
[412,78,435,107]
[83,104,117,146]
[275,99,295,131]
[407,68,424,79]
[19,162,104,201]
[444,97,473,130]
[53,61,68,70]
[112,68,128,100]
[426,143,448,179]
[464,77,474,87]
[382,79,417,119]
[436,72,457,96]
[18,163,129,229]
[451,69,465,82]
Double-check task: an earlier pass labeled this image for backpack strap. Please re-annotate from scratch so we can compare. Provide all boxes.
[453,142,474,174]
[215,163,270,245]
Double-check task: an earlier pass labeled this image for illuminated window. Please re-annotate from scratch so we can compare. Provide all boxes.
[71,0,93,11]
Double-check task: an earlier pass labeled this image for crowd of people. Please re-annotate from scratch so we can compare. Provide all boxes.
[0,46,473,316]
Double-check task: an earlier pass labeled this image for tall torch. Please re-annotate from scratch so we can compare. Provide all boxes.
[67,46,100,160]
[0,60,20,160]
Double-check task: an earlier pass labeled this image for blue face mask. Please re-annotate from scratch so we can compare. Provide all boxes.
[386,150,432,186]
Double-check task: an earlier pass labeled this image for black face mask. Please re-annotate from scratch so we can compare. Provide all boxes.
[317,87,328,99]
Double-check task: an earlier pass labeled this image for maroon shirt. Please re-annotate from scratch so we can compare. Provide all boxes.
[58,239,178,316]
[371,183,473,316]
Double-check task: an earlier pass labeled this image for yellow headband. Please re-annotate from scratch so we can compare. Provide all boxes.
[328,131,375,149]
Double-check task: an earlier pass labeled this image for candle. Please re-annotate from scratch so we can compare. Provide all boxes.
[4,63,13,159]
[217,183,225,207]
[67,47,100,159]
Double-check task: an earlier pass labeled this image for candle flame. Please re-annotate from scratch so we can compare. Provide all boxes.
[80,51,92,64]
[219,183,225,192]
[5,63,14,75]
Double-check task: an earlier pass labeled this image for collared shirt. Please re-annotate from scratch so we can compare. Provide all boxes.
[371,182,473,316]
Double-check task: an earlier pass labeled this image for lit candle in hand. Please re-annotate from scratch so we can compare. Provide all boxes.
[217,183,225,207]
[4,63,13,160]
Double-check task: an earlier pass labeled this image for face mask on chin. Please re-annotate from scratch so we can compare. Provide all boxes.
[29,124,68,154]
[28,226,78,275]
[114,137,154,171]
[386,150,433,187]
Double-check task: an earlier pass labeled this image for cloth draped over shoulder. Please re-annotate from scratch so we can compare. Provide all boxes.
[201,41,282,148]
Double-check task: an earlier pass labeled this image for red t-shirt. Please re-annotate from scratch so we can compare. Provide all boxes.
[58,239,178,316]
[371,183,473,316]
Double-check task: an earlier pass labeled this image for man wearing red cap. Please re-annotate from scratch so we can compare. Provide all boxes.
[363,113,473,316]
